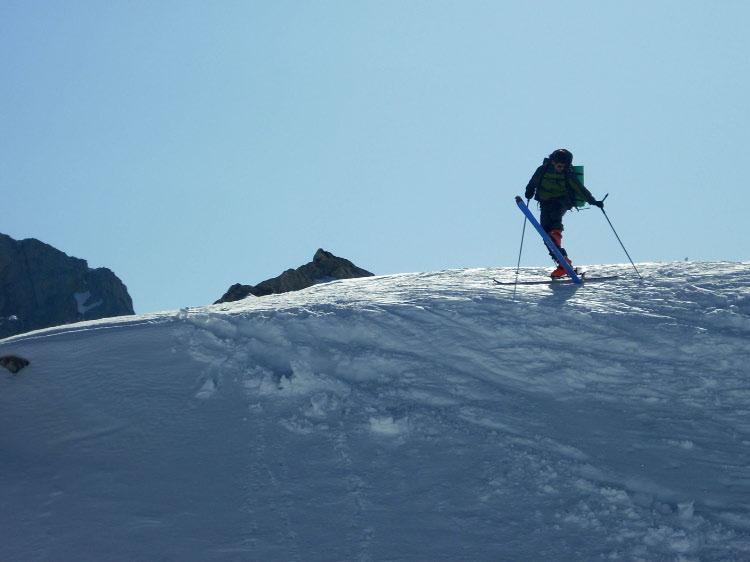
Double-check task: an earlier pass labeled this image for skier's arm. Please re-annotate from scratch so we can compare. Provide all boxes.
[524,166,543,199]
[569,175,601,207]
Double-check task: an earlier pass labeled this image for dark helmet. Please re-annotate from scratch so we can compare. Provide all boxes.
[549,148,573,166]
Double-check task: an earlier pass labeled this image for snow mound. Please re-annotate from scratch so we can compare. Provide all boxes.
[1,262,749,560]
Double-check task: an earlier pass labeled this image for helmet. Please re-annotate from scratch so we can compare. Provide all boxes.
[549,148,573,166]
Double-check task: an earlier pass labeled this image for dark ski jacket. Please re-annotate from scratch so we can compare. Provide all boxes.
[525,158,597,208]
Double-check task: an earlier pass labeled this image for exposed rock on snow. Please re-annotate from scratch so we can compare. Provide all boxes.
[0,354,29,373]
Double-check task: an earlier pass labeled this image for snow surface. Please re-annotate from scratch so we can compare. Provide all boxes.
[1,262,749,561]
[73,291,103,316]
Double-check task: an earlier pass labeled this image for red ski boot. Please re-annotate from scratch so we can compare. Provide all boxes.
[547,229,573,278]
[550,257,574,279]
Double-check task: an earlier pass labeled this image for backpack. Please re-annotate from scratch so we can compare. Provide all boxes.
[568,165,587,209]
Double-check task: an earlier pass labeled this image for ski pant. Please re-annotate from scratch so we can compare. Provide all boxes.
[538,198,569,232]
[539,198,570,260]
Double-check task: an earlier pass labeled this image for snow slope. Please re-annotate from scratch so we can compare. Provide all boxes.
[1,262,749,561]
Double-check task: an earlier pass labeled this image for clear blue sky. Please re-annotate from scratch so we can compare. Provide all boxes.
[2,1,748,313]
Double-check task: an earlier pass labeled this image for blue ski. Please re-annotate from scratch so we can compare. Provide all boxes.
[515,196,582,284]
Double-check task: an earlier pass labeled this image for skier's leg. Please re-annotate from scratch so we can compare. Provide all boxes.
[540,201,569,261]
[540,200,573,277]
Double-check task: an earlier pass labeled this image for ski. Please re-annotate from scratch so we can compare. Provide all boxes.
[493,275,619,286]
[515,196,582,283]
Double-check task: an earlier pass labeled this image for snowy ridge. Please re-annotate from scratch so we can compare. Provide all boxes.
[1,262,749,560]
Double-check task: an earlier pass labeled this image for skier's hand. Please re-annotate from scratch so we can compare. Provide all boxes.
[592,200,604,209]
[524,188,534,200]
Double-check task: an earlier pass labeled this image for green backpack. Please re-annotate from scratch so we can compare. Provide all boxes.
[569,165,587,209]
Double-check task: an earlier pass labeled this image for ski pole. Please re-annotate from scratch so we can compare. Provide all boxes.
[513,198,530,297]
[597,194,643,280]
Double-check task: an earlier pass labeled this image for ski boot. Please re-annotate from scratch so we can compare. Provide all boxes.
[547,229,572,278]
[550,257,574,279]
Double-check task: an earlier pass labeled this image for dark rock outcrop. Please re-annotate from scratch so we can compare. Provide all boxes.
[0,233,134,338]
[215,249,373,304]
[0,355,30,374]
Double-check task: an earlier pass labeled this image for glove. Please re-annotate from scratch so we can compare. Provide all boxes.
[524,188,534,200]
[591,199,604,209]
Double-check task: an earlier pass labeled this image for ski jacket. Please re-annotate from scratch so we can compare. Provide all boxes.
[525,159,596,208]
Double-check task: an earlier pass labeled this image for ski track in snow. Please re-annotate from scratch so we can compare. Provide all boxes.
[1,261,750,560]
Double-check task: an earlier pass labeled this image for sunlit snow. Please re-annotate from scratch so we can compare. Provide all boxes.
[1,262,749,560]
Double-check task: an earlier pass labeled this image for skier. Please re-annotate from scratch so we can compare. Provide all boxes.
[524,148,604,278]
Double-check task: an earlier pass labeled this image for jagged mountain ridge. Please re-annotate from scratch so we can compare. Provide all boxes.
[215,248,373,303]
[0,233,134,338]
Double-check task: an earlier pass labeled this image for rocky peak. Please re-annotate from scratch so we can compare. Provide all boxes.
[0,233,134,338]
[215,249,373,304]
